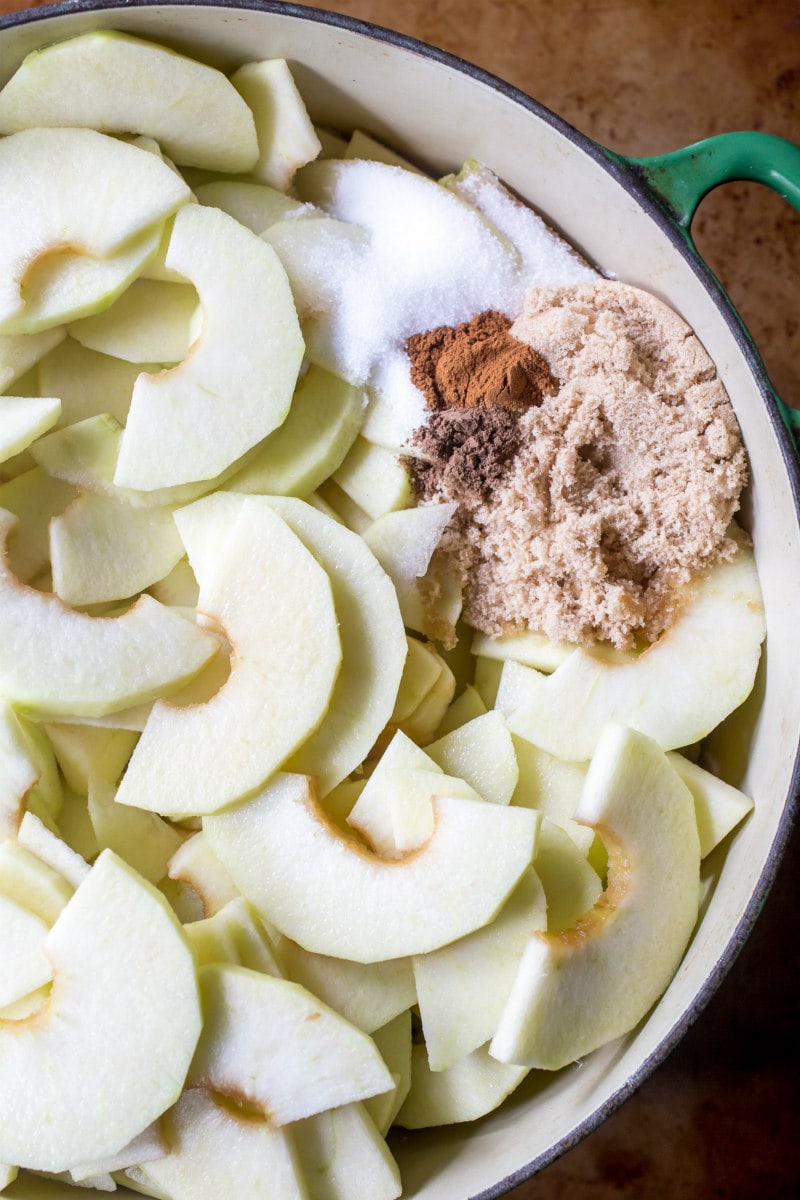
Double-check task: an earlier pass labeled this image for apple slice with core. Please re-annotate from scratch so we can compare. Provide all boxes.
[115,497,341,816]
[187,964,394,1124]
[115,204,304,490]
[490,724,701,1070]
[204,772,538,962]
[0,31,259,173]
[0,849,202,1171]
[0,508,218,717]
[0,128,190,333]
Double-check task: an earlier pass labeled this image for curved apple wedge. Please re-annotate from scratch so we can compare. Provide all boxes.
[133,1087,307,1200]
[498,531,765,761]
[204,773,539,962]
[0,850,202,1172]
[115,498,341,817]
[0,509,217,717]
[187,963,394,1124]
[115,205,304,490]
[489,724,701,1071]
[0,31,259,172]
[0,128,190,333]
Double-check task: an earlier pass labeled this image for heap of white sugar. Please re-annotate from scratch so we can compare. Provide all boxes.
[444,161,598,292]
[295,160,521,385]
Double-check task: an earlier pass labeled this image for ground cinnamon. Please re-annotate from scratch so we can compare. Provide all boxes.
[406,310,554,412]
[406,406,522,503]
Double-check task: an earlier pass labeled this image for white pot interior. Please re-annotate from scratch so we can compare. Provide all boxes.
[1,4,799,1198]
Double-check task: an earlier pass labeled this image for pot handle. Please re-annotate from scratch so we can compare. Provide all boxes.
[621,131,800,440]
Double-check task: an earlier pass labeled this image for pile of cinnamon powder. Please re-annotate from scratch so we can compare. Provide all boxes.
[408,282,748,650]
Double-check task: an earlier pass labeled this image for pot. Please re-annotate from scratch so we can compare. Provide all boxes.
[1,3,799,1197]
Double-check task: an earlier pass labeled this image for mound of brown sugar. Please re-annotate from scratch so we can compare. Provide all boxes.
[436,281,749,649]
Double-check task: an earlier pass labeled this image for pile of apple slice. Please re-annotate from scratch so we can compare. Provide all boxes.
[0,28,766,1199]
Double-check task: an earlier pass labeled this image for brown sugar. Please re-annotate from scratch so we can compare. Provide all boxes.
[406,309,554,412]
[429,281,749,650]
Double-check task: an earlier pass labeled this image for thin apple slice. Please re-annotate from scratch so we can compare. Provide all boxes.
[1,701,62,841]
[231,59,322,191]
[0,892,52,1007]
[185,897,283,977]
[0,467,76,584]
[396,1043,528,1128]
[0,850,201,1172]
[0,128,190,333]
[436,684,488,738]
[0,838,73,925]
[668,752,753,857]
[88,779,185,885]
[279,939,416,1035]
[187,963,394,1123]
[69,279,201,365]
[510,733,594,855]
[17,811,90,889]
[222,365,365,501]
[0,396,60,462]
[37,337,145,427]
[167,833,240,919]
[0,509,218,717]
[365,1012,413,1134]
[332,437,411,520]
[413,866,546,1072]
[294,1103,402,1200]
[115,497,341,816]
[50,492,185,607]
[204,772,538,962]
[347,768,481,859]
[497,531,765,761]
[266,496,407,794]
[490,724,701,1070]
[133,1086,306,1200]
[195,180,315,232]
[115,204,304,490]
[425,711,519,805]
[0,327,66,394]
[0,31,259,172]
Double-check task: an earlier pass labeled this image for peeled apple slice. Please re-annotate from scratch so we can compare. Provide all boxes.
[204,772,539,963]
[115,204,304,490]
[115,497,341,816]
[498,532,766,761]
[0,128,190,332]
[187,963,394,1124]
[0,395,60,462]
[0,892,52,1007]
[0,31,259,172]
[0,849,202,1172]
[0,508,218,717]
[490,724,701,1070]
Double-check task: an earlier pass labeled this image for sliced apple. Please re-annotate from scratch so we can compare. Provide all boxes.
[17,811,90,890]
[0,327,66,394]
[396,1042,528,1129]
[365,1011,413,1134]
[533,817,603,932]
[0,396,60,462]
[132,1086,306,1200]
[426,711,519,805]
[0,31,259,172]
[1,701,62,841]
[222,365,365,501]
[204,772,538,962]
[347,767,481,859]
[497,531,765,761]
[294,1103,402,1200]
[195,180,315,233]
[167,834,240,919]
[115,204,304,490]
[115,497,341,816]
[69,279,201,365]
[279,939,416,1035]
[187,963,394,1123]
[231,59,322,191]
[668,752,753,858]
[436,684,487,738]
[0,838,73,926]
[0,850,201,1171]
[185,896,283,977]
[0,128,190,333]
[332,437,411,520]
[471,627,576,673]
[37,337,145,427]
[0,467,76,584]
[88,779,185,885]
[0,892,52,1008]
[413,865,546,1072]
[510,733,594,855]
[50,492,185,607]
[265,496,406,794]
[0,508,217,717]
[490,724,701,1070]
